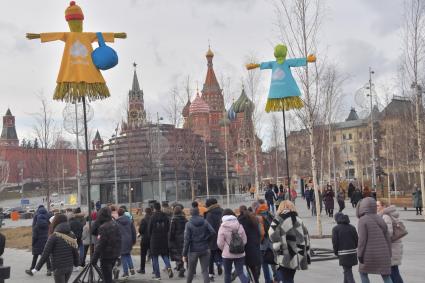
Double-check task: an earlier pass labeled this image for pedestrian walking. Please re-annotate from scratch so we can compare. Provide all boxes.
[68,207,85,268]
[169,205,187,278]
[305,186,312,210]
[337,190,346,213]
[348,183,355,200]
[269,200,311,283]
[80,219,95,267]
[162,201,173,220]
[91,207,122,283]
[250,184,256,199]
[412,185,422,215]
[362,186,371,198]
[351,188,362,208]
[377,200,405,283]
[332,212,358,283]
[116,208,136,278]
[275,188,285,212]
[137,207,152,274]
[149,202,173,280]
[356,197,393,283]
[217,209,249,283]
[26,205,52,276]
[265,184,277,214]
[183,207,216,283]
[238,206,262,283]
[324,188,335,217]
[31,214,79,283]
[252,201,274,283]
[205,198,224,281]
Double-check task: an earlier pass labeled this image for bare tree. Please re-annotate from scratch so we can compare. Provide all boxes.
[401,0,425,209]
[274,0,324,236]
[0,158,9,191]
[32,94,57,207]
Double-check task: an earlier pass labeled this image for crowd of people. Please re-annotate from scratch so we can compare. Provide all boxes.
[14,180,414,283]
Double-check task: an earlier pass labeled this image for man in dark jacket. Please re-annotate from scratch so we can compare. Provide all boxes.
[137,207,152,274]
[204,198,223,281]
[68,207,85,266]
[332,213,358,283]
[116,208,137,277]
[264,184,276,214]
[149,202,173,280]
[183,207,216,283]
[91,207,121,283]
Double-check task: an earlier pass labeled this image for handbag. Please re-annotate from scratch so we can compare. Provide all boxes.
[91,32,118,70]
[263,247,276,265]
[390,217,408,242]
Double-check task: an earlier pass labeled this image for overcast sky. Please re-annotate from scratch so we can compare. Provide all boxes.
[0,0,406,147]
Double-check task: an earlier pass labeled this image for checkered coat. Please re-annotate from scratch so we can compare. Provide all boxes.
[268,211,310,270]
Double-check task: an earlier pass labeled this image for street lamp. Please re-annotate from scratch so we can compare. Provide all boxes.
[112,123,119,205]
[157,112,164,202]
[366,67,377,190]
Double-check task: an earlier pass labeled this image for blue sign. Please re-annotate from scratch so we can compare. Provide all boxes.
[20,199,30,205]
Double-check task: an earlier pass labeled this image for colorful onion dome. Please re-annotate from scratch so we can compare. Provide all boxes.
[189,93,210,114]
[232,87,254,113]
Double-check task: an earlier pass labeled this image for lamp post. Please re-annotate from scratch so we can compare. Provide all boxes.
[367,68,377,190]
[203,135,209,198]
[112,124,119,205]
[157,112,163,202]
[223,110,230,206]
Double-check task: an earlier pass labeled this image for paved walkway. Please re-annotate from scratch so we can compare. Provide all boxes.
[1,199,424,282]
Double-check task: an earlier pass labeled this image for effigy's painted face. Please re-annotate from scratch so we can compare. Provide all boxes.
[274,44,287,64]
[68,20,83,32]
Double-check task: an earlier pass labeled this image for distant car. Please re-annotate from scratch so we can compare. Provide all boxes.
[51,193,59,197]
[3,207,26,219]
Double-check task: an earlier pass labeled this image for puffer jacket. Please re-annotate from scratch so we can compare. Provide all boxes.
[217,215,247,259]
[268,211,310,270]
[69,213,85,245]
[332,213,358,267]
[92,220,122,263]
[116,215,136,255]
[204,204,223,250]
[379,205,403,266]
[169,213,187,261]
[182,215,215,257]
[32,207,49,255]
[357,197,392,275]
[35,222,79,271]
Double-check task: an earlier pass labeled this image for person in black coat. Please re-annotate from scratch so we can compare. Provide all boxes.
[238,206,262,283]
[149,202,173,279]
[168,206,187,277]
[332,213,358,283]
[31,214,79,283]
[137,207,152,274]
[265,184,277,214]
[204,198,223,280]
[91,207,122,283]
[26,205,52,276]
[116,208,137,277]
[68,207,85,265]
[351,189,362,208]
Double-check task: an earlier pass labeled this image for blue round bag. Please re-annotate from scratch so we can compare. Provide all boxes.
[91,32,118,70]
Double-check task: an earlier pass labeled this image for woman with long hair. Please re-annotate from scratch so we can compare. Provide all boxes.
[31,213,79,283]
[269,201,310,283]
[238,205,262,283]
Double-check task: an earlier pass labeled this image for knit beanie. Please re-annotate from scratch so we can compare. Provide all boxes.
[65,1,84,21]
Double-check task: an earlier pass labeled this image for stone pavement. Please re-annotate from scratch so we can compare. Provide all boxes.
[1,199,424,282]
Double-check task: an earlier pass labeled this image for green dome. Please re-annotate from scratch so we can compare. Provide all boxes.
[232,88,254,113]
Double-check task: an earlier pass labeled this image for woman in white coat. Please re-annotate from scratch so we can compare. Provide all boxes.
[377,200,404,283]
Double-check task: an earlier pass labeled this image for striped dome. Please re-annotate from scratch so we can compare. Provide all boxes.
[189,93,210,114]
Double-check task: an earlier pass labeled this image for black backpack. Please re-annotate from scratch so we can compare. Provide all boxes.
[228,225,245,254]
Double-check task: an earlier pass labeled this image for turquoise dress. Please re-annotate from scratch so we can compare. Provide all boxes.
[260,58,306,100]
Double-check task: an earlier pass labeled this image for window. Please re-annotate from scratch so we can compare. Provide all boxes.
[333,135,336,142]
[359,132,363,139]
[348,133,352,140]
[350,145,353,153]
[343,134,346,140]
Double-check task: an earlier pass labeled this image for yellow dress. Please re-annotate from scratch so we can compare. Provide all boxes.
[40,32,115,102]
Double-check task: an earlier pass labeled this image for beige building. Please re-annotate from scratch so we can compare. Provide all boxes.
[287,96,419,192]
